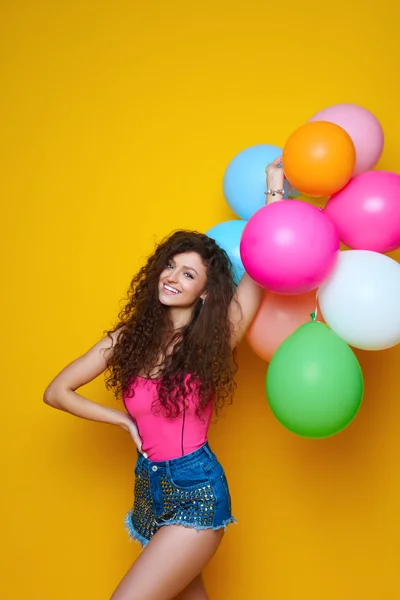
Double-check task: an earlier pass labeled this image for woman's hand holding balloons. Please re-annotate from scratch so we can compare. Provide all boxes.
[265,157,285,204]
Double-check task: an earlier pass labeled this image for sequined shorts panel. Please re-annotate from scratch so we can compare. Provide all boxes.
[125,442,236,547]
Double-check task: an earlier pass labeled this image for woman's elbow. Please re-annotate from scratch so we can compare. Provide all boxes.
[43,385,62,408]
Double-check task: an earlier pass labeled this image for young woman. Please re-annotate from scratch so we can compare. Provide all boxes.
[44,159,285,600]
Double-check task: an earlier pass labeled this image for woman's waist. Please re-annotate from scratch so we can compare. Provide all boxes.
[136,440,218,472]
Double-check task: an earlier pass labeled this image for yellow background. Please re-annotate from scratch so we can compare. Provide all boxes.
[2,1,400,598]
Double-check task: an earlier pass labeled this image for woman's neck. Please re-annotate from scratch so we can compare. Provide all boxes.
[168,305,194,330]
[141,307,194,378]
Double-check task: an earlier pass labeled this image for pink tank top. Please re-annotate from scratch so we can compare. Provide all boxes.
[123,376,213,461]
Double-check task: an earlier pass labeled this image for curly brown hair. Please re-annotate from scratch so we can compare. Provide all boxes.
[104,230,238,418]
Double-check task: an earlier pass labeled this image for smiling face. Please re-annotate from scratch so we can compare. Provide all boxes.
[158,251,208,308]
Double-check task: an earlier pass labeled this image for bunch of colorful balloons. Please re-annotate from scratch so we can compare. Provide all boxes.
[207,103,400,439]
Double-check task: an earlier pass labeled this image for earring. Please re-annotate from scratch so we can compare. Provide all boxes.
[201,298,205,305]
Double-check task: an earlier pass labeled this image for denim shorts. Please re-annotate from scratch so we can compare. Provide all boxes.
[125,442,236,547]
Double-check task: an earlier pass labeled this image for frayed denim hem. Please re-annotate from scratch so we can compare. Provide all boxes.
[124,510,150,548]
[158,515,237,533]
[125,509,237,547]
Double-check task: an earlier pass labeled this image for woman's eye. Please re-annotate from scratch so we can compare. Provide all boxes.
[184,272,194,279]
[167,263,174,269]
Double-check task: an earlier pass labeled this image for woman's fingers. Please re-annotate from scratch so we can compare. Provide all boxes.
[265,156,282,174]
[128,424,147,458]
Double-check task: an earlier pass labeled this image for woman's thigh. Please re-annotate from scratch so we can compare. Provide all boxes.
[110,525,223,600]
[173,574,208,600]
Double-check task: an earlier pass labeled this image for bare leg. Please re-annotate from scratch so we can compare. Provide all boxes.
[110,526,223,600]
[174,574,208,600]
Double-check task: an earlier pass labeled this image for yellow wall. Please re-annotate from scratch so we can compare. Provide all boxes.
[2,1,400,598]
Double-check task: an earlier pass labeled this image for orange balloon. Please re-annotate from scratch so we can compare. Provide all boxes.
[246,290,324,362]
[282,121,356,197]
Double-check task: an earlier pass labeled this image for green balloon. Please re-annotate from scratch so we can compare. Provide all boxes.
[266,321,364,438]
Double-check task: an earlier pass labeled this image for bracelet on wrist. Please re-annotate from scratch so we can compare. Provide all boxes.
[265,188,285,197]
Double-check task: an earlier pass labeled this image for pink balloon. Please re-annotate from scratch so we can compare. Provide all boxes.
[325,170,400,253]
[240,201,340,294]
[309,104,384,176]
[246,290,324,362]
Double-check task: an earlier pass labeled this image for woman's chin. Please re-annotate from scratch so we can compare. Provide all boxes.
[159,295,172,306]
[159,293,181,306]
[158,293,194,309]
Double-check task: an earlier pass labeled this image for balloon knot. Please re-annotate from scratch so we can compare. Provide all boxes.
[310,312,316,322]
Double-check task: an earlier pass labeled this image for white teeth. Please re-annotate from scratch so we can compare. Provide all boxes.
[164,284,180,294]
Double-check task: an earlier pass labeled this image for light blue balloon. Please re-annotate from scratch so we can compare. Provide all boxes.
[206,220,247,285]
[223,144,296,220]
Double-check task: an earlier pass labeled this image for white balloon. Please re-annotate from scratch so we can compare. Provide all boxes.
[319,250,400,350]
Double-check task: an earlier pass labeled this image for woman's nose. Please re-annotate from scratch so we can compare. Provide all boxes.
[167,271,178,283]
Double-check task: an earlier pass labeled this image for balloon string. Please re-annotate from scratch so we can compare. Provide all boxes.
[310,290,319,322]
